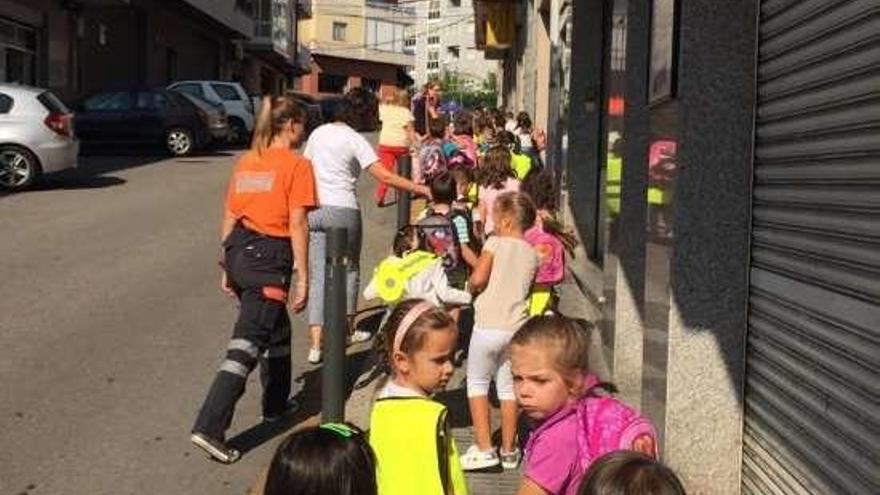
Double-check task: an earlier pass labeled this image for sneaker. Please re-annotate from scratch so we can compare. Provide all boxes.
[190,432,241,464]
[500,448,521,469]
[307,347,322,364]
[262,398,300,423]
[460,444,500,471]
[350,330,373,344]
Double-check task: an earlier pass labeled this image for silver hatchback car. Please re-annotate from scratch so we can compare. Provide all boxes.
[0,84,79,190]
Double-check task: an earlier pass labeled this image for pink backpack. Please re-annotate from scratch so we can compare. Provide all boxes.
[573,391,659,476]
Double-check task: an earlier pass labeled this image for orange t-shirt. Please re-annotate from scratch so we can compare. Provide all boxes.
[225,148,316,237]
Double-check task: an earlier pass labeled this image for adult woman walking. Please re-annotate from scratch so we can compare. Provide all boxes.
[412,81,442,138]
[375,88,418,206]
[304,90,429,364]
[191,95,315,464]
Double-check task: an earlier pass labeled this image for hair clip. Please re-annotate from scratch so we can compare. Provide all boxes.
[320,422,356,439]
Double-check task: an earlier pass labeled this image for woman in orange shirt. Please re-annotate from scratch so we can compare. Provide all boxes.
[191,95,316,464]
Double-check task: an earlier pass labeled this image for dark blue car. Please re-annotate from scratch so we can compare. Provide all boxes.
[75,89,210,156]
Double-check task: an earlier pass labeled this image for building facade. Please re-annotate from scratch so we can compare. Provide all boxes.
[0,0,304,103]
[473,0,879,494]
[297,0,414,99]
[407,0,497,90]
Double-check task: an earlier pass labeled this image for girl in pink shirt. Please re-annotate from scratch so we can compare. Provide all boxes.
[478,146,520,236]
[521,170,578,314]
[510,316,658,495]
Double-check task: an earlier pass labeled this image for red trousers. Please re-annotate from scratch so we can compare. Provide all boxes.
[375,144,410,204]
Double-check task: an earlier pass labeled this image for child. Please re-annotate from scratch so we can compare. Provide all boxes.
[521,169,578,315]
[510,315,658,495]
[262,422,377,495]
[448,110,478,167]
[419,173,478,278]
[450,167,481,239]
[369,300,469,495]
[461,192,539,471]
[497,131,538,181]
[477,146,521,236]
[514,111,535,155]
[363,225,471,308]
[578,451,686,495]
[419,116,450,183]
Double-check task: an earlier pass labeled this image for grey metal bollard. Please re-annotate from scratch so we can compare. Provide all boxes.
[397,153,412,230]
[321,227,348,422]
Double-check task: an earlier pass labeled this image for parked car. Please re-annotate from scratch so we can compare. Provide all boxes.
[168,81,254,144]
[174,90,229,143]
[75,89,210,157]
[285,91,324,137]
[0,84,78,190]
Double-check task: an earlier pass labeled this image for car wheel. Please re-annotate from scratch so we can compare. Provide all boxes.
[228,118,248,145]
[166,128,194,157]
[0,145,41,190]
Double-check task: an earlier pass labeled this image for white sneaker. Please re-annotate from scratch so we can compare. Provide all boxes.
[350,330,373,344]
[307,347,322,364]
[500,448,521,469]
[460,444,500,471]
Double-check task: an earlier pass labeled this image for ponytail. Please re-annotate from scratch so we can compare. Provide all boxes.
[249,95,307,156]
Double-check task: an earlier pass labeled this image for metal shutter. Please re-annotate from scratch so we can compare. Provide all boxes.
[743,1,880,494]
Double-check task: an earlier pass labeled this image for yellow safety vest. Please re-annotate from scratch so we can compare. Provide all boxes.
[370,398,469,495]
[511,152,532,180]
[374,251,439,304]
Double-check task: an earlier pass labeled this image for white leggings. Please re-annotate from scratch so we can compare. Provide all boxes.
[466,327,515,401]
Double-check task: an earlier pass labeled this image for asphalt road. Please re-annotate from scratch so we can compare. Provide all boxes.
[0,141,395,495]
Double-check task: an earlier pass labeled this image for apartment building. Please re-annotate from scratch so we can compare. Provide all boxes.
[408,0,496,89]
[297,0,414,98]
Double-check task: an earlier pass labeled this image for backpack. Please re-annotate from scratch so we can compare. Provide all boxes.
[416,208,462,276]
[419,140,448,183]
[574,385,659,473]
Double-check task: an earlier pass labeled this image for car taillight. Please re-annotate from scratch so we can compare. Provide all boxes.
[44,112,72,137]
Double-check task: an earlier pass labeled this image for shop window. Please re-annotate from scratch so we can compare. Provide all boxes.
[332,22,347,41]
[319,73,348,94]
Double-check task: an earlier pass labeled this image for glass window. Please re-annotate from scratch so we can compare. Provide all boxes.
[138,91,172,110]
[332,22,347,41]
[428,35,440,45]
[83,92,133,111]
[37,91,69,114]
[428,0,441,19]
[0,93,13,114]
[211,84,241,101]
[173,83,205,98]
[318,73,348,94]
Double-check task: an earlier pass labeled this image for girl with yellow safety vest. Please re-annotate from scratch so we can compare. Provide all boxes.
[368,300,469,495]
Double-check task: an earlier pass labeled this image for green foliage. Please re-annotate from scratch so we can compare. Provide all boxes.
[432,70,498,110]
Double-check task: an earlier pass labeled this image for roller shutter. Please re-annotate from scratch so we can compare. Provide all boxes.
[743,1,880,494]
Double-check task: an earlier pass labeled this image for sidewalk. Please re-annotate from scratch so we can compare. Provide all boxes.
[286,180,523,494]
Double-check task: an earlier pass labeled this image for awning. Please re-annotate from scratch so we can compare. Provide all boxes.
[473,0,517,58]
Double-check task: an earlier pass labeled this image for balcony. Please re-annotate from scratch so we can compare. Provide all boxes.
[250,0,292,59]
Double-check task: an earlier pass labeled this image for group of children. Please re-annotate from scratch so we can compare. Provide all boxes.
[256,109,686,495]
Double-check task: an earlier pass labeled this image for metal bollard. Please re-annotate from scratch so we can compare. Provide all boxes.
[397,153,413,229]
[321,227,348,422]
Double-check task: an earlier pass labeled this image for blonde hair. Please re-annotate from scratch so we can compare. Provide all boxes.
[511,315,591,379]
[384,88,410,108]
[250,95,307,155]
[494,191,536,232]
